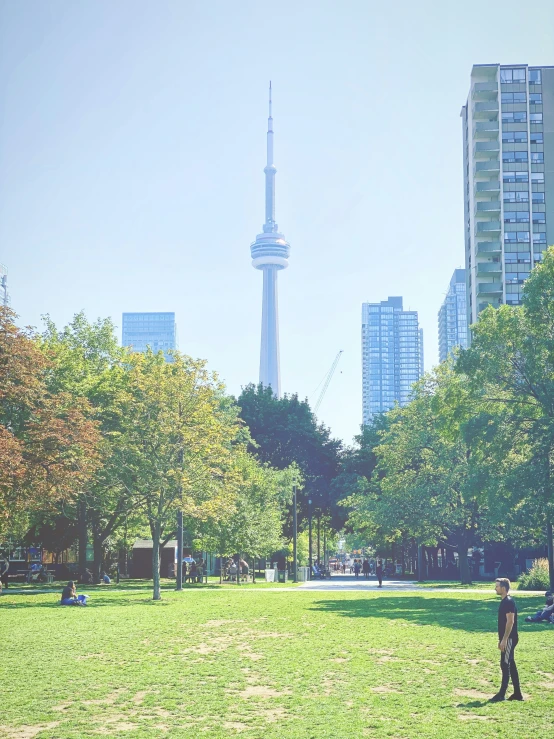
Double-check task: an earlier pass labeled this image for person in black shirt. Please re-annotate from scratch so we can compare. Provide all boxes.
[490,577,523,702]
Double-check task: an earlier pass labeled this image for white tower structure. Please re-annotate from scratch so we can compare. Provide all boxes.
[250,83,290,398]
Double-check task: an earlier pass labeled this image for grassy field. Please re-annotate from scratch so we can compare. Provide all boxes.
[1,584,553,739]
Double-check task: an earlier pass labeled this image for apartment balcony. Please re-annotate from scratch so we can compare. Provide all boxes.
[476,220,501,234]
[477,262,502,276]
[473,101,499,119]
[472,82,498,100]
[476,200,501,214]
[474,141,500,159]
[478,301,495,313]
[475,160,500,174]
[474,121,499,138]
[477,282,503,296]
[475,179,500,194]
[476,241,502,255]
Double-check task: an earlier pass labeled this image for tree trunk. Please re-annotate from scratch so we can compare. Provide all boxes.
[152,524,162,600]
[417,544,425,582]
[458,536,472,585]
[78,497,87,579]
[547,521,554,592]
[92,525,103,584]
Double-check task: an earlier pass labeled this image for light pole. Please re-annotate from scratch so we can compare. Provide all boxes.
[317,513,321,565]
[308,499,313,571]
[292,485,298,582]
[176,509,183,591]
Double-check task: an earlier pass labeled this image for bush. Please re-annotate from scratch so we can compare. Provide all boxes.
[517,558,550,591]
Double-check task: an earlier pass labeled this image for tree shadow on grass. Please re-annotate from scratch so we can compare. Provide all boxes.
[310,595,503,633]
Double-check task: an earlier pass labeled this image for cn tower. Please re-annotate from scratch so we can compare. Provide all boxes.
[250,83,290,398]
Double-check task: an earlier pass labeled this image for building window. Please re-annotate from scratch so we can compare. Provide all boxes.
[504,191,529,203]
[502,131,527,143]
[502,111,528,123]
[531,152,544,163]
[532,212,546,224]
[529,69,542,84]
[530,132,544,144]
[529,93,543,104]
[532,192,545,204]
[531,173,545,184]
[530,113,543,123]
[500,68,526,83]
[501,92,527,103]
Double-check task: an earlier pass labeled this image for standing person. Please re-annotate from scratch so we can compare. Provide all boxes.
[376,560,383,588]
[490,578,523,702]
[0,556,9,593]
[362,559,370,579]
[353,560,361,579]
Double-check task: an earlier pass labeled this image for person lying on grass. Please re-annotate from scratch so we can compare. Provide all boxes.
[60,580,88,606]
[525,591,554,623]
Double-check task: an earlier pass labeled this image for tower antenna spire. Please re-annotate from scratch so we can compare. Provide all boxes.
[250,84,291,399]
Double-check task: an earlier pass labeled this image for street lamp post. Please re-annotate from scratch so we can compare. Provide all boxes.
[292,485,298,582]
[317,513,321,565]
[176,509,183,591]
[308,499,313,571]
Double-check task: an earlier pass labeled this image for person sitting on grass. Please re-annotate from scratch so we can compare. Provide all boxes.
[525,591,554,623]
[101,570,111,584]
[60,580,88,606]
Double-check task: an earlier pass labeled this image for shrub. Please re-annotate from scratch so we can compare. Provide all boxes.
[517,558,550,591]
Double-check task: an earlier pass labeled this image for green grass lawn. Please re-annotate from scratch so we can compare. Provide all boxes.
[1,585,553,738]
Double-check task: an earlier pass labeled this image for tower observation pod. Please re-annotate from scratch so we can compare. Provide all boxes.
[250,82,290,398]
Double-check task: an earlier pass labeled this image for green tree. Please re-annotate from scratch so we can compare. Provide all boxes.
[458,245,554,588]
[237,384,343,535]
[0,308,100,539]
[39,313,137,581]
[122,350,243,599]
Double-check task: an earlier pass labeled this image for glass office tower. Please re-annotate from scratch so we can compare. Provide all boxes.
[361,297,423,425]
[122,312,177,361]
[438,269,469,363]
[461,64,553,327]
[0,263,8,307]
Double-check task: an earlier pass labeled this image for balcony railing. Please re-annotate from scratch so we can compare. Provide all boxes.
[477,282,503,295]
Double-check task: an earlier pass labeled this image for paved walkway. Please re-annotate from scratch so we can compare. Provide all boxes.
[299,575,419,591]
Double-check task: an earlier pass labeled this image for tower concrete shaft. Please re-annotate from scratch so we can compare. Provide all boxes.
[250,83,290,398]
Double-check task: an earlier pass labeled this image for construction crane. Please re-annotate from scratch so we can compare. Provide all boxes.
[313,351,343,413]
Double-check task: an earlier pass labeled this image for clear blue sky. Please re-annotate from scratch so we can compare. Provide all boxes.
[1,0,553,443]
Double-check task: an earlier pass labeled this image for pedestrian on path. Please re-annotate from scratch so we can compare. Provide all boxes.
[362,559,370,579]
[376,561,383,588]
[0,557,9,593]
[353,561,361,579]
[490,577,523,702]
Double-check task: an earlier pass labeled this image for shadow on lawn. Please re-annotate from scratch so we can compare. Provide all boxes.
[310,595,508,633]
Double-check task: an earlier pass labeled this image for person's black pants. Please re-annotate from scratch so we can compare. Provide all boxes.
[499,638,521,696]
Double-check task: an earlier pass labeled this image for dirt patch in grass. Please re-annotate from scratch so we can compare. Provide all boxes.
[0,723,60,739]
[223,722,248,732]
[453,688,490,700]
[539,681,554,689]
[238,685,290,699]
[458,714,493,722]
[371,685,400,694]
[83,688,127,706]
[331,657,350,663]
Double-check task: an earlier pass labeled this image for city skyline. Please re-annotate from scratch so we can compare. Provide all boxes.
[250,84,290,398]
[2,2,553,443]
[438,269,468,363]
[122,312,177,362]
[462,64,553,326]
[361,297,423,424]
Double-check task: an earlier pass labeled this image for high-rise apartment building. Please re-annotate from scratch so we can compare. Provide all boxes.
[438,269,469,363]
[361,297,423,424]
[0,263,8,307]
[461,64,553,327]
[122,312,177,361]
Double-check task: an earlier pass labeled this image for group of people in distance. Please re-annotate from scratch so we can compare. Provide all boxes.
[181,557,205,583]
[223,556,249,581]
[351,558,384,586]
